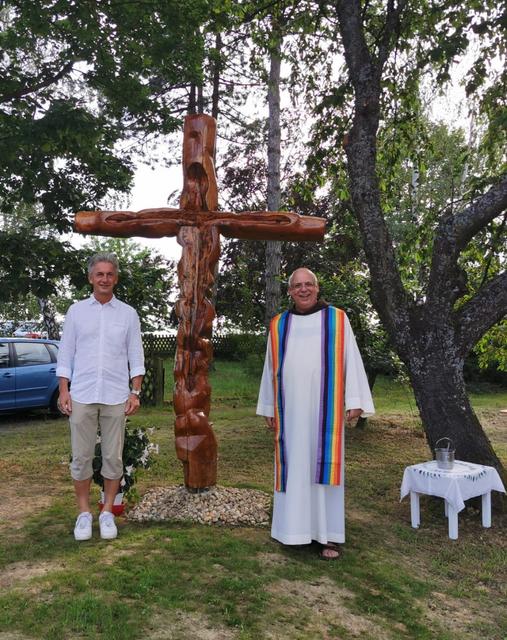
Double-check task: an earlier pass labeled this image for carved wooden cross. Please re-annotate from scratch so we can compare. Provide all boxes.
[76,114,325,490]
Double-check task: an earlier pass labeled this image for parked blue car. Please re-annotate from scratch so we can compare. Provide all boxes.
[0,338,60,414]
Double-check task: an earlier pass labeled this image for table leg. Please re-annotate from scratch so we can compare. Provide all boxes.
[447,503,458,539]
[482,492,491,528]
[410,491,420,528]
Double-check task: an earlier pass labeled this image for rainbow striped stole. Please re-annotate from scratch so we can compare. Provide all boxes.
[316,306,345,485]
[270,306,345,492]
[269,310,292,492]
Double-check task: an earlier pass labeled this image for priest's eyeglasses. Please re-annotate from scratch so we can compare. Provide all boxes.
[290,281,317,290]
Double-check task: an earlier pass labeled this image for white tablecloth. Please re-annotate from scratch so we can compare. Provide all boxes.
[400,460,505,513]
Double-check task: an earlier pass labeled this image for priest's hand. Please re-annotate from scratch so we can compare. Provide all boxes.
[346,408,362,423]
[264,417,275,431]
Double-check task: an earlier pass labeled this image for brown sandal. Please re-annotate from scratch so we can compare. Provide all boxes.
[320,542,341,560]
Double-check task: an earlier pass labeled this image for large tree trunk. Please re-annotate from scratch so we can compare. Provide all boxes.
[406,335,501,471]
[264,30,282,328]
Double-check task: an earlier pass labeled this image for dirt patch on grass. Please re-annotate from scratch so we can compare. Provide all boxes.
[0,484,54,532]
[256,551,293,567]
[0,559,66,590]
[370,415,423,432]
[423,590,503,639]
[263,577,396,639]
[144,609,237,639]
[479,409,507,446]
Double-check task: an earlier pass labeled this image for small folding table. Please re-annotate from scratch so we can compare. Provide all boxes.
[400,460,505,540]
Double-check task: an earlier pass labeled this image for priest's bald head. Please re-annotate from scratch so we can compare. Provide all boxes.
[288,268,320,313]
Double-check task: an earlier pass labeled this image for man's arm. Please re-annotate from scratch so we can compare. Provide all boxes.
[125,310,145,416]
[343,314,375,417]
[55,307,76,416]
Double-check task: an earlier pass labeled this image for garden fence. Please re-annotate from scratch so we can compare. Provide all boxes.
[140,332,266,405]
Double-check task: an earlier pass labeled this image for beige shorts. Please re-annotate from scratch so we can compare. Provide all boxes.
[69,400,126,481]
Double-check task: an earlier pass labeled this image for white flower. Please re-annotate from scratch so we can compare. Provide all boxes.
[120,477,126,487]
[96,435,102,444]
[147,427,155,435]
[149,443,159,455]
[125,465,135,476]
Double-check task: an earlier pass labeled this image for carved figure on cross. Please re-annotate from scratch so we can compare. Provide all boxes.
[76,114,325,490]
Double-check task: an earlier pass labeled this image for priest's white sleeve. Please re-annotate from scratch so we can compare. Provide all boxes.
[256,338,274,418]
[344,314,375,417]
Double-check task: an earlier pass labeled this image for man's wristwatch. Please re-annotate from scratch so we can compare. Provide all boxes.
[130,389,141,397]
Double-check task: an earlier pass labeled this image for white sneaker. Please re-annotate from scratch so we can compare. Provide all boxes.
[99,510,118,540]
[74,512,92,541]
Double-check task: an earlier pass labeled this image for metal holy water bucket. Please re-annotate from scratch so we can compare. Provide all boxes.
[434,437,455,470]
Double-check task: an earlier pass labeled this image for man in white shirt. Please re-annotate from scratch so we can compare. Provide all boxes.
[57,252,145,541]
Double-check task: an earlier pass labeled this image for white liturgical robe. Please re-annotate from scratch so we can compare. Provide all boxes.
[256,308,374,545]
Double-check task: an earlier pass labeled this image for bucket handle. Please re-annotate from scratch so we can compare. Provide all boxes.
[435,437,454,450]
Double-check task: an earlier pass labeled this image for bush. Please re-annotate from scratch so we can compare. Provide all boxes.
[92,421,158,500]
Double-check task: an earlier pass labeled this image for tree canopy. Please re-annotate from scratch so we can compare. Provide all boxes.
[1,0,209,230]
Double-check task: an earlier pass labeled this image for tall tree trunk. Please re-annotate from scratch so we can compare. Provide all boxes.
[210,32,222,314]
[197,83,204,113]
[38,298,59,340]
[211,33,222,120]
[264,31,282,328]
[188,83,196,114]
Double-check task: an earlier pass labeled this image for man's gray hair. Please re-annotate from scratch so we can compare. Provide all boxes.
[87,252,119,275]
[288,268,318,288]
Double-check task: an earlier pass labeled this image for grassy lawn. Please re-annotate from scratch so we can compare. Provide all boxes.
[0,362,506,640]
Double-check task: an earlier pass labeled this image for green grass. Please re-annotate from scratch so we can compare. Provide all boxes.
[0,363,505,640]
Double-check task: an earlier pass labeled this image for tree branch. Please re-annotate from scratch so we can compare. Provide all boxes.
[454,175,507,250]
[456,271,507,356]
[1,60,75,103]
[377,0,409,67]
[427,176,507,308]
[335,1,373,88]
[479,212,507,289]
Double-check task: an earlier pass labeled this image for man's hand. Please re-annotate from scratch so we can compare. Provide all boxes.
[346,408,362,423]
[125,394,141,416]
[265,416,275,431]
[58,388,72,415]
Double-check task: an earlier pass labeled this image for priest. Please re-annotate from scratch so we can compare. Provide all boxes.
[257,267,374,559]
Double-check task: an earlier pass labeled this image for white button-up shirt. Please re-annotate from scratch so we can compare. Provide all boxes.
[56,295,145,404]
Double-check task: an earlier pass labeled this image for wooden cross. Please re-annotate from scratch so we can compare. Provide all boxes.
[76,114,325,490]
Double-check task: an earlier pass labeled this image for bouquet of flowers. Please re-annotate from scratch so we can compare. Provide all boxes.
[92,421,158,500]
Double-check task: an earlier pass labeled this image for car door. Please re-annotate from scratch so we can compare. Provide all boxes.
[0,341,15,409]
[13,342,56,408]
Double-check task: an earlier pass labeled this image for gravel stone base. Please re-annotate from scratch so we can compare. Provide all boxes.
[127,485,271,528]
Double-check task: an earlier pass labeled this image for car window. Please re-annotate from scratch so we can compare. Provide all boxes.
[14,342,52,366]
[47,344,59,360]
[0,342,9,368]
